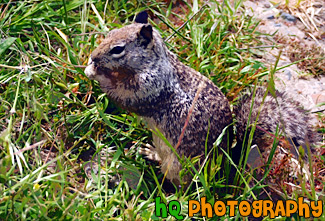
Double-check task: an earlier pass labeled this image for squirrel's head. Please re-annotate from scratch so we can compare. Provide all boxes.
[85,11,157,79]
[85,11,174,110]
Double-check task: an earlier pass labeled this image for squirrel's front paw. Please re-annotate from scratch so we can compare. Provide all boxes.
[139,143,162,163]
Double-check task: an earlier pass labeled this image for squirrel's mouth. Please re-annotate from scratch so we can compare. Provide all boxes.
[85,56,136,88]
[85,56,116,79]
[85,61,112,80]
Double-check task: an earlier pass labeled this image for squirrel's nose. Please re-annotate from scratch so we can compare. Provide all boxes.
[85,57,96,79]
[87,57,93,65]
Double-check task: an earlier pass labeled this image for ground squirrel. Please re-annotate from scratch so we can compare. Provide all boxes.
[85,11,318,185]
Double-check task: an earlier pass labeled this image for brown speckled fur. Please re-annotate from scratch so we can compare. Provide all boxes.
[85,12,318,185]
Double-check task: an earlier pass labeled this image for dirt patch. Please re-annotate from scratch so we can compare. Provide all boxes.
[244,0,325,113]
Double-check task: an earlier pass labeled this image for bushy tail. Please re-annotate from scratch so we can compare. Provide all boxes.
[233,88,319,159]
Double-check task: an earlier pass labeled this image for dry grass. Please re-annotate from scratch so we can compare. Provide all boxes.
[275,0,324,32]
[274,34,325,75]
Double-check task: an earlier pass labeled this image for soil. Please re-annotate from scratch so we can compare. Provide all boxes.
[243,0,325,114]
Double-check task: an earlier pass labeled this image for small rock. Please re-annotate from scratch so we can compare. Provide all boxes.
[295,82,308,91]
[247,145,262,169]
[280,12,297,23]
[311,94,325,105]
[284,69,292,80]
[267,15,275,20]
[264,4,271,8]
[274,23,281,27]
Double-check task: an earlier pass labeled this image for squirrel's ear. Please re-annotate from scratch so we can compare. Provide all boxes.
[139,24,153,47]
[135,11,148,24]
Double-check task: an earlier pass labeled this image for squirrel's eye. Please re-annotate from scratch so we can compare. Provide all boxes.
[110,46,125,55]
[92,58,100,67]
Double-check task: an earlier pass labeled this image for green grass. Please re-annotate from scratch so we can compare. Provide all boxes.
[0,0,324,220]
